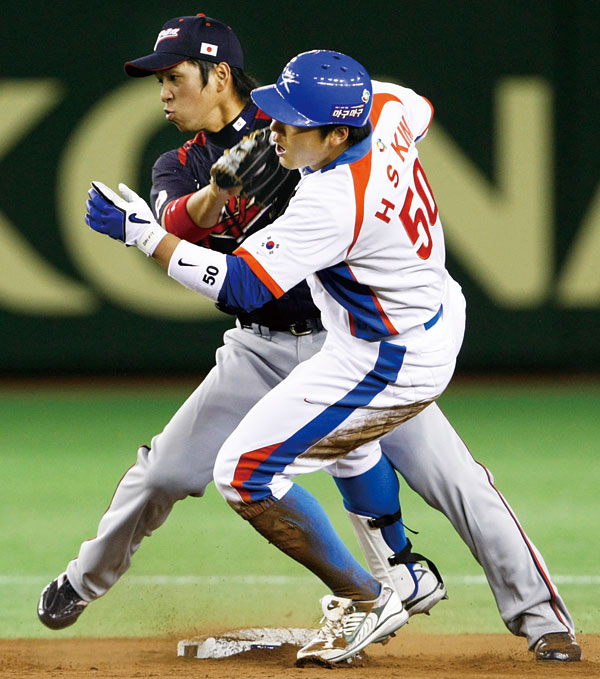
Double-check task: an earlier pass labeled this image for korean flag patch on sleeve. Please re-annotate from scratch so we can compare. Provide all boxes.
[260,236,280,257]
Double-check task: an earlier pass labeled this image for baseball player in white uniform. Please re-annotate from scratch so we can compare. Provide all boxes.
[84,49,580,664]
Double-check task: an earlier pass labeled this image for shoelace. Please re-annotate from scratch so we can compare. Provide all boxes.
[341,608,367,637]
[313,616,344,646]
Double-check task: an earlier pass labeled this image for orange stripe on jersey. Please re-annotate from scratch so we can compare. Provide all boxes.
[347,93,404,256]
[348,152,371,255]
[370,92,403,129]
[371,291,398,335]
[344,93,403,336]
[234,246,285,298]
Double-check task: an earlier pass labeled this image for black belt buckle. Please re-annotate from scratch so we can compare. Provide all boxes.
[289,320,314,336]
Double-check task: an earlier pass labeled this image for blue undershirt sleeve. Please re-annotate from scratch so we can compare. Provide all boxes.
[217,254,275,312]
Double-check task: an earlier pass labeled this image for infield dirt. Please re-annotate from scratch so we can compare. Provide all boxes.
[1,633,598,679]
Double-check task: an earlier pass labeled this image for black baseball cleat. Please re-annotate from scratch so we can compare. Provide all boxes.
[38,572,89,630]
[533,632,582,661]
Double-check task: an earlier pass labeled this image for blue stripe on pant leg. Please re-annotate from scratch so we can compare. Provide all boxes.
[241,342,406,502]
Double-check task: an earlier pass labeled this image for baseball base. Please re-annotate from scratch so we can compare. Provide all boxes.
[177,628,315,659]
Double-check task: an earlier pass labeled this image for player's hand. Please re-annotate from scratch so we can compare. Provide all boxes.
[85,181,156,244]
[85,181,167,255]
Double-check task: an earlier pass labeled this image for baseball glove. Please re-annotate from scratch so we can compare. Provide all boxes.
[210,128,295,209]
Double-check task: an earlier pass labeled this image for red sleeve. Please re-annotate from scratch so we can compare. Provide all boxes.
[163,193,212,245]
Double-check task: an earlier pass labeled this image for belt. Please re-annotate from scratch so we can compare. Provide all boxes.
[240,318,324,337]
[240,306,440,338]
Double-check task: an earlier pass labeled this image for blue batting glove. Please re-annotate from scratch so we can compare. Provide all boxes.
[85,181,167,256]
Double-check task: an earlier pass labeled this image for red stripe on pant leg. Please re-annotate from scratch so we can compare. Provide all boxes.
[231,442,282,503]
[436,404,571,634]
[476,460,571,633]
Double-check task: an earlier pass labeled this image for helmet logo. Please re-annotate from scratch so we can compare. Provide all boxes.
[331,104,365,121]
[279,66,300,94]
[362,88,370,103]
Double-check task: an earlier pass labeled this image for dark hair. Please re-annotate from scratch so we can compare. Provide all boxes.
[317,121,372,146]
[189,59,258,102]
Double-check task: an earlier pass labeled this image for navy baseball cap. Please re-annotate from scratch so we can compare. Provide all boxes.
[124,13,244,77]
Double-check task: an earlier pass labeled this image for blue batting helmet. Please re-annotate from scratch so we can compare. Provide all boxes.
[251,50,372,127]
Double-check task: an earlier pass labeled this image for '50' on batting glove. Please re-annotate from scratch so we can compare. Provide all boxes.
[85,181,167,256]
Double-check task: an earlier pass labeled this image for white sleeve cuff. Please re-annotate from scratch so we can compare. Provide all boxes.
[167,240,228,302]
[136,224,168,256]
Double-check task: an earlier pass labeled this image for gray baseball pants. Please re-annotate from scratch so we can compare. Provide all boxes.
[66,324,573,647]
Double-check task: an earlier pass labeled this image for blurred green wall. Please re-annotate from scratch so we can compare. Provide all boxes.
[1,1,599,375]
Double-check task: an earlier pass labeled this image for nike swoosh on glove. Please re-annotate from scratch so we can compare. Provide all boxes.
[85,181,167,256]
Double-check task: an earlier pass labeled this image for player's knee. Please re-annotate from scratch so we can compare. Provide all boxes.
[140,445,196,498]
[145,468,189,497]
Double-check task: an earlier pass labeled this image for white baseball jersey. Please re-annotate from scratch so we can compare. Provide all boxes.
[208,80,465,507]
[234,81,447,345]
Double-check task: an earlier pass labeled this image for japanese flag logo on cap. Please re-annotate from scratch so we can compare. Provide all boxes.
[200,42,218,56]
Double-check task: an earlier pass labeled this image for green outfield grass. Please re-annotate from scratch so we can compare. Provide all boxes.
[1,378,598,639]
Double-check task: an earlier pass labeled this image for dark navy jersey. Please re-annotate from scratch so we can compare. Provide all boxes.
[150,102,319,327]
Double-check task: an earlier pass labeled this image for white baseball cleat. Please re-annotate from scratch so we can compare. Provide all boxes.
[394,560,448,616]
[296,585,408,664]
[370,559,447,645]
[346,514,448,618]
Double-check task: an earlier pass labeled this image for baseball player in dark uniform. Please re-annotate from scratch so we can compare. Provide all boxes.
[40,15,580,664]
[38,12,445,634]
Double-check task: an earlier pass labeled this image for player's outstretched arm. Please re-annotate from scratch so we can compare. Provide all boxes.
[167,179,241,232]
[160,129,294,237]
[85,181,275,312]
